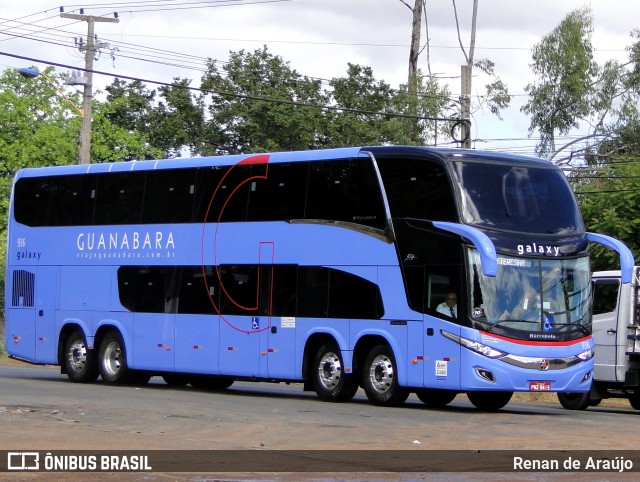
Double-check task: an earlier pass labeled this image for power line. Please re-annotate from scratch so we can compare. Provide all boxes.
[0,50,463,124]
[63,0,295,14]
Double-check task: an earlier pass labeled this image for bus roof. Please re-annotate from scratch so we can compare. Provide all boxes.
[14,145,554,179]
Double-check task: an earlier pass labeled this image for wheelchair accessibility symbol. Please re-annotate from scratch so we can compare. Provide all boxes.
[252,317,260,330]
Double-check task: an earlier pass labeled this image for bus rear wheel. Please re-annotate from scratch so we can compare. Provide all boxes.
[362,344,409,406]
[557,392,590,410]
[64,330,99,383]
[313,342,358,402]
[98,331,136,385]
[467,391,513,411]
[415,388,457,408]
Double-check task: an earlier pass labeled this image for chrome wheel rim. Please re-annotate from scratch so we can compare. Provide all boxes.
[102,341,123,377]
[368,354,394,394]
[317,351,342,390]
[68,340,87,373]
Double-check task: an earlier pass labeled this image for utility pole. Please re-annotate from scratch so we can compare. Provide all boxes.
[457,0,478,149]
[60,12,118,164]
[403,0,424,143]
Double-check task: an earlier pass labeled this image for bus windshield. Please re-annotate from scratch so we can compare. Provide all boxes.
[451,161,584,235]
[467,249,592,341]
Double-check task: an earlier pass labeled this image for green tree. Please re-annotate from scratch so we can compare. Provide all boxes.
[571,122,640,269]
[0,67,80,315]
[103,78,205,158]
[200,46,328,155]
[325,63,395,147]
[522,7,599,158]
[386,72,453,146]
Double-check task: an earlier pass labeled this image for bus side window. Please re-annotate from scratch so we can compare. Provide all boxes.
[94,172,146,225]
[143,168,197,224]
[193,165,250,223]
[377,157,457,221]
[218,265,259,315]
[247,162,308,222]
[592,280,619,315]
[14,177,54,226]
[297,267,329,318]
[327,268,384,319]
[305,159,387,230]
[117,266,167,313]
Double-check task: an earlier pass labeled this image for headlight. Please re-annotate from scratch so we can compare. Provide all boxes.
[441,330,505,359]
[577,348,594,361]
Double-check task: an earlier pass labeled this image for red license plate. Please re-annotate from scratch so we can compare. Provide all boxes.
[530,381,552,392]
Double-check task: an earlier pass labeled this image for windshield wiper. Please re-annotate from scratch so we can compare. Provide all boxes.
[551,322,590,336]
[487,319,539,331]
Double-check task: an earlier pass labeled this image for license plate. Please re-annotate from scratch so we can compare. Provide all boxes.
[530,381,552,391]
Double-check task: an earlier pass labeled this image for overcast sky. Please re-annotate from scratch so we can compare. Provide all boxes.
[1,0,639,157]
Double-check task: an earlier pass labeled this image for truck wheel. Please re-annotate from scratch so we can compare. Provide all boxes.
[362,344,409,406]
[467,391,513,411]
[313,342,358,402]
[64,330,99,383]
[629,391,640,410]
[557,392,590,410]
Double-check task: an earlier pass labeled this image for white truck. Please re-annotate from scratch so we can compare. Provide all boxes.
[557,266,640,410]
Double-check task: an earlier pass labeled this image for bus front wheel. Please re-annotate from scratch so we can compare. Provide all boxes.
[98,331,134,385]
[467,391,513,411]
[415,388,457,408]
[362,344,409,406]
[313,342,358,402]
[64,330,99,383]
[557,392,590,410]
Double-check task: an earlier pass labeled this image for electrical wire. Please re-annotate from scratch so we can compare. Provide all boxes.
[0,50,462,123]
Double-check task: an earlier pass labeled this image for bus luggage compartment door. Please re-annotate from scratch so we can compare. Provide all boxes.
[6,268,36,361]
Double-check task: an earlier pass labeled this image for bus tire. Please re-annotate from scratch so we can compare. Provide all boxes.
[64,330,99,383]
[189,375,234,390]
[362,344,409,406]
[313,342,358,402]
[557,392,590,410]
[415,388,457,408]
[162,374,190,386]
[467,391,513,411]
[628,391,640,410]
[98,331,132,385]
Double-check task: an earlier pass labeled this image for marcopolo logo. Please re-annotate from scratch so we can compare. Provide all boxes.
[76,230,175,260]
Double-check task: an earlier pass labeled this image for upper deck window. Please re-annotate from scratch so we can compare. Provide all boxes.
[452,161,584,235]
[377,157,457,221]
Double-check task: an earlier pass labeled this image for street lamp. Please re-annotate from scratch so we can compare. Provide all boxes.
[18,67,90,164]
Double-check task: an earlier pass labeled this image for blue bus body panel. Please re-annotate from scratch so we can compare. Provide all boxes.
[174,314,220,375]
[458,326,594,392]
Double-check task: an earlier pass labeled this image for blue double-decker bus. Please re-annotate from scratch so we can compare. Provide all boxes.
[5,146,634,410]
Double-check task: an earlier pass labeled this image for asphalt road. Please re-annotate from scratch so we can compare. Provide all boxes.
[1,361,639,481]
